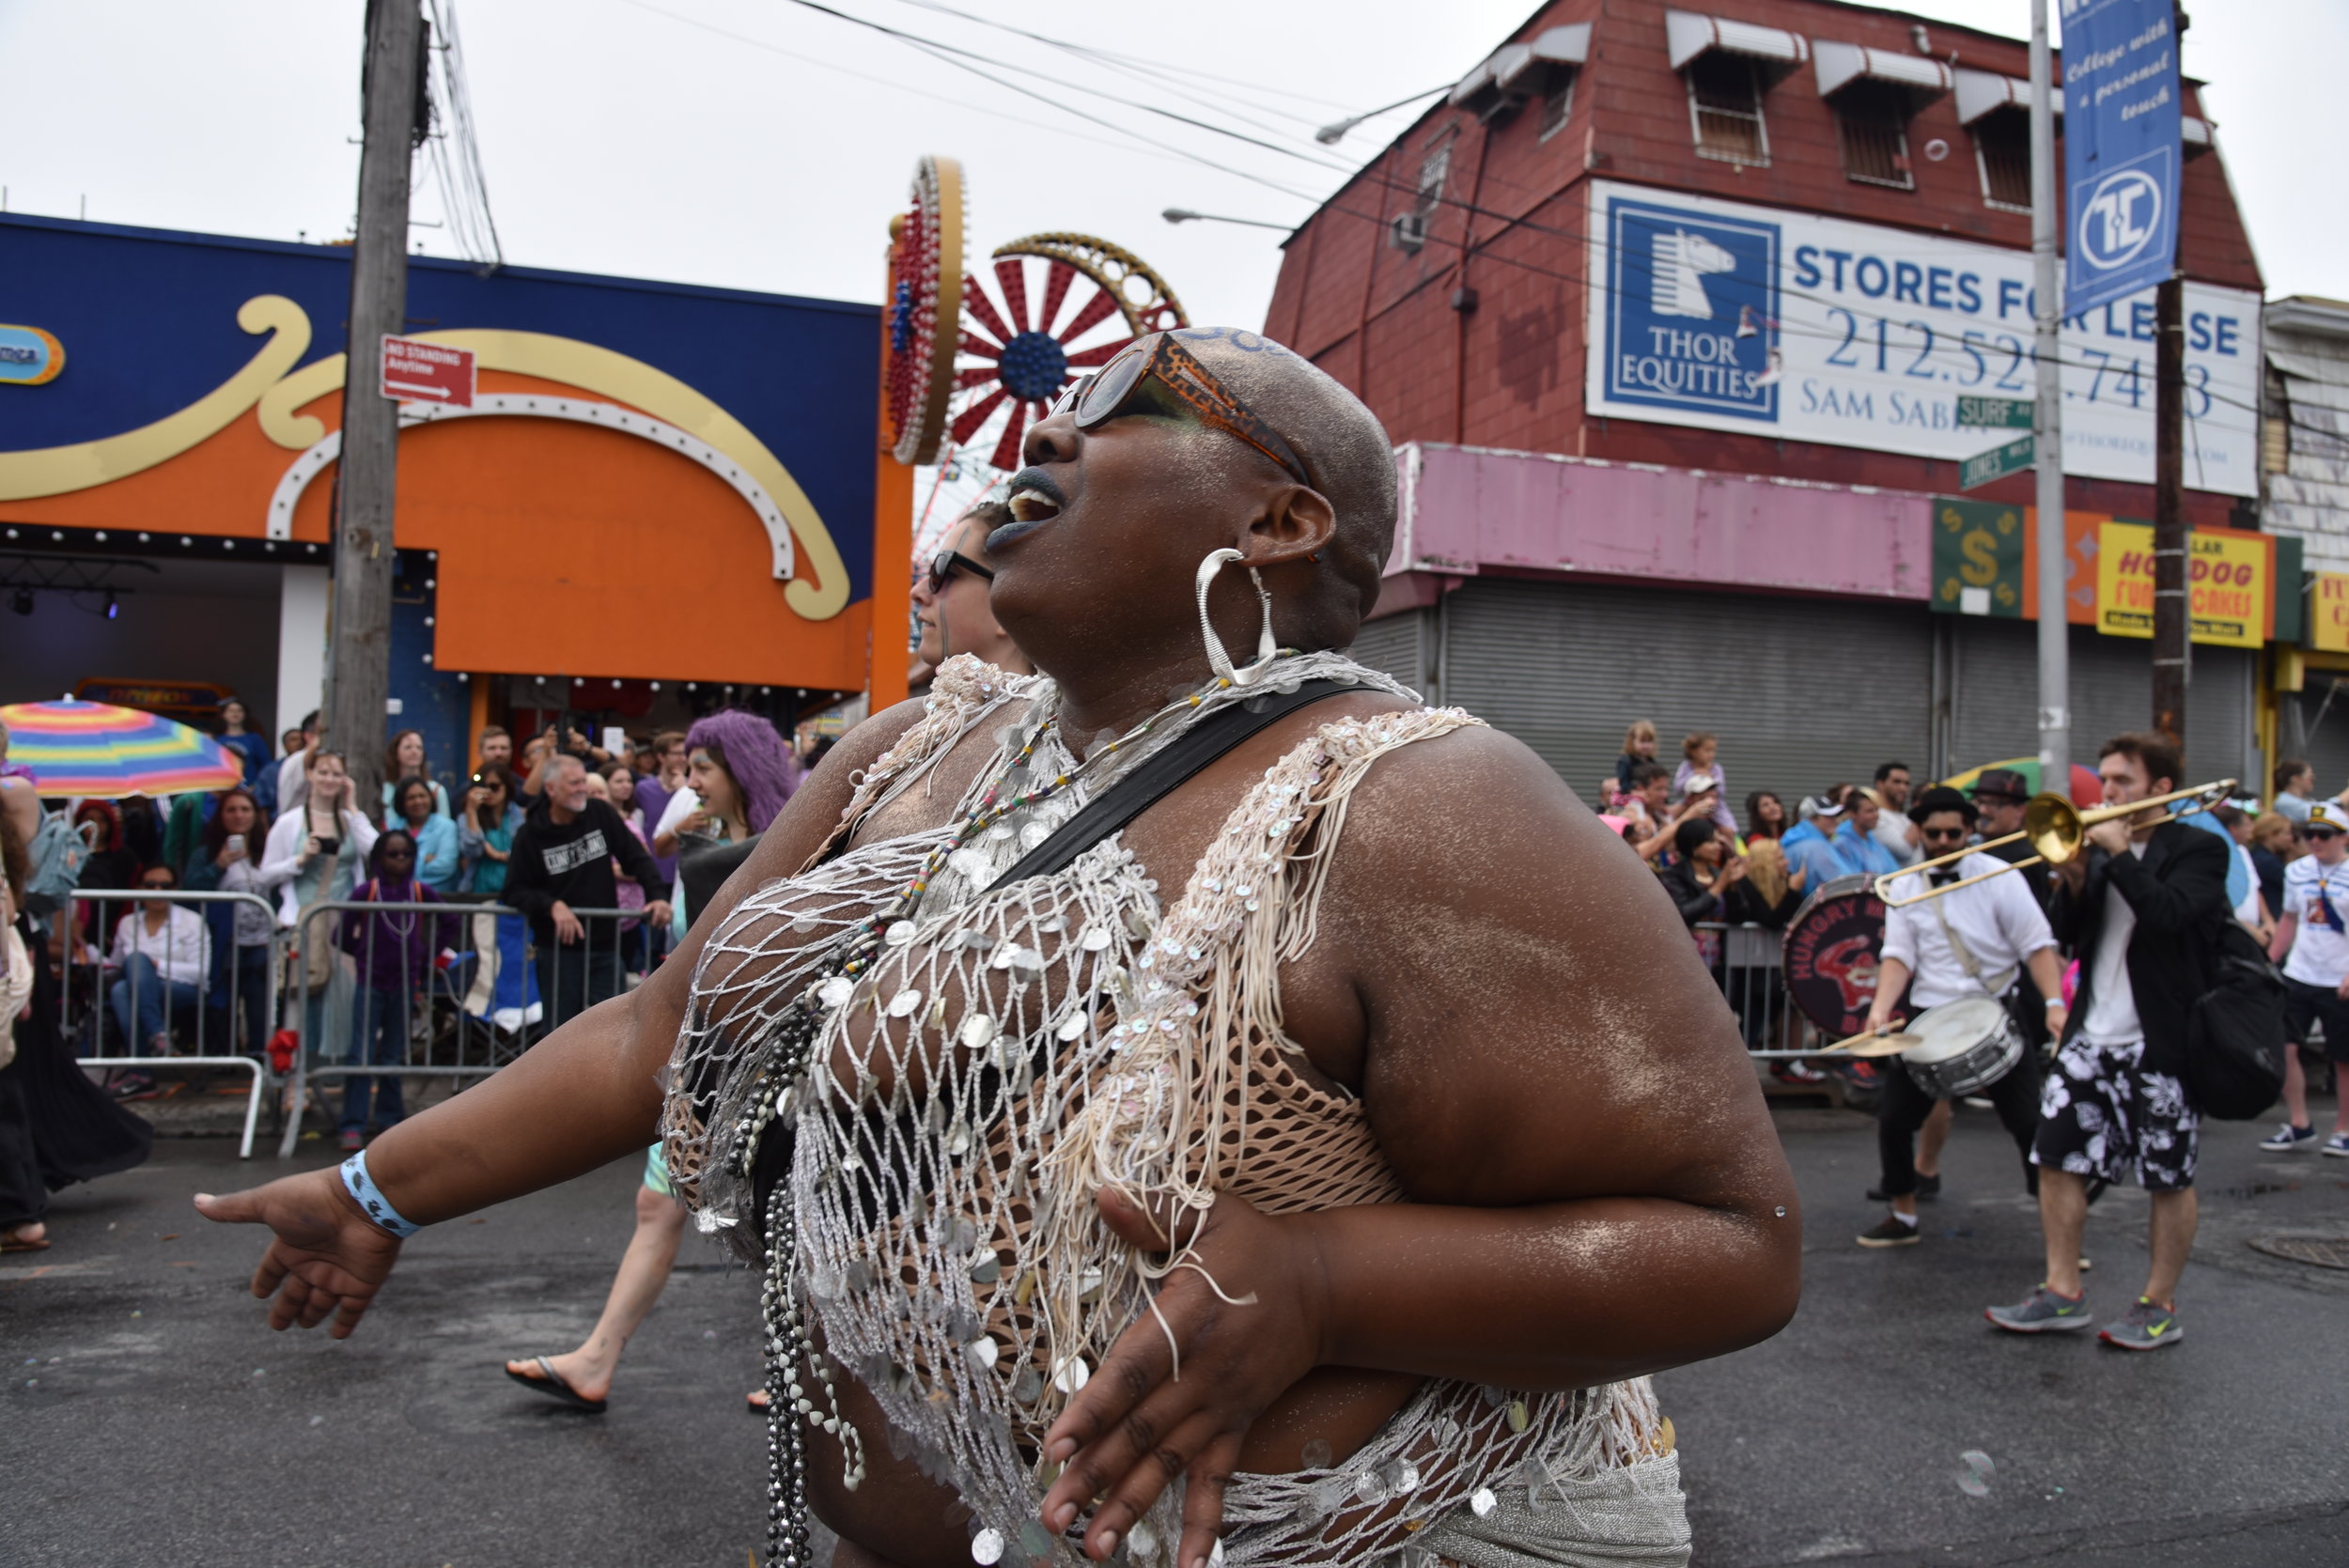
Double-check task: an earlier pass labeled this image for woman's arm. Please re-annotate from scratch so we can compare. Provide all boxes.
[193,700,929,1336]
[256,815,306,888]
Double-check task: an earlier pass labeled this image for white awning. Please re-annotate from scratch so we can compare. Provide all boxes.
[1666,9,1810,73]
[1497,23,1592,95]
[1812,40,1953,101]
[2184,114,2211,147]
[1953,68,2062,124]
[1452,23,1592,111]
[1446,59,1495,109]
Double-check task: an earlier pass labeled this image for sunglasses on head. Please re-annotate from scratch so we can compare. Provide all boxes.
[925,548,994,594]
[1050,333,1314,489]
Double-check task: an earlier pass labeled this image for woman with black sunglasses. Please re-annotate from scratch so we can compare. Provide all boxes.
[910,499,1031,689]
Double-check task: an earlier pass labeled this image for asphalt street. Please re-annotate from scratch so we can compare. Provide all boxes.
[4,1098,2345,1567]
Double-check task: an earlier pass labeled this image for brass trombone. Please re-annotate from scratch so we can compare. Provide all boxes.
[1873,778,2237,908]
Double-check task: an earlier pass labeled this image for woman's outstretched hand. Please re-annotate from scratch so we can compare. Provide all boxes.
[194,1170,405,1339]
[1038,1188,1329,1566]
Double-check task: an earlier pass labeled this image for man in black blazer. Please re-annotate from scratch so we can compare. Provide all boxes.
[1988,733,2229,1351]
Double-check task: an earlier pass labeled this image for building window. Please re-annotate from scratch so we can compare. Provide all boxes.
[2263,369,2291,475]
[1835,80,1914,189]
[1973,106,2031,211]
[1539,75,1577,141]
[1686,53,1768,166]
[1417,134,1455,210]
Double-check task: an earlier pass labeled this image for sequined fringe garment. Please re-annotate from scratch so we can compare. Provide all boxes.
[662,654,1672,1568]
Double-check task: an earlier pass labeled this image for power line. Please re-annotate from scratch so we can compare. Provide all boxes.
[770,0,1360,179]
[604,0,1319,185]
[421,0,503,268]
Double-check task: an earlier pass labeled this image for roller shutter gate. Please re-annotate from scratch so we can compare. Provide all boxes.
[1433,577,1933,814]
[1949,621,2257,787]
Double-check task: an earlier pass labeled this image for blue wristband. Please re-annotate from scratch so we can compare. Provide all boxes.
[340,1149,422,1238]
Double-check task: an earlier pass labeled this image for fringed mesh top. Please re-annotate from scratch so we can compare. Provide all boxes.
[662,654,1667,1568]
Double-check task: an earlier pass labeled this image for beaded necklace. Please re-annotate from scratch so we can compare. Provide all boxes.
[743,656,1300,1568]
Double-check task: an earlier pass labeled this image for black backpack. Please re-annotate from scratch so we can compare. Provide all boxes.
[2186,913,2286,1120]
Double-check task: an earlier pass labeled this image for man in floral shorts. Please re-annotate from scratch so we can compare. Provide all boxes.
[1988,734,2229,1350]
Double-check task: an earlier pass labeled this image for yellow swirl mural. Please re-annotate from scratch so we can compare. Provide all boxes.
[0,297,849,622]
[0,295,310,501]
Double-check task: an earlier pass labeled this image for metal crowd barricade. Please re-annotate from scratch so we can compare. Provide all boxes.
[277,899,656,1157]
[65,887,279,1158]
[1693,921,1829,1060]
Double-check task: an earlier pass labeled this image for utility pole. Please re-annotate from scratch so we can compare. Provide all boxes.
[2029,0,2069,790]
[327,0,426,810]
[2150,272,2187,749]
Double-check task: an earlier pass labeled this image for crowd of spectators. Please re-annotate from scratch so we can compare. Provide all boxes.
[0,700,823,1149]
[1609,724,2345,1117]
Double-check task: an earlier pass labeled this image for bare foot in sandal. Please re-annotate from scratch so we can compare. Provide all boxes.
[3,1221,50,1252]
[503,1346,614,1407]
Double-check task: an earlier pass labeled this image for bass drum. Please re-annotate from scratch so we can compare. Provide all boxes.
[1782,874,1887,1039]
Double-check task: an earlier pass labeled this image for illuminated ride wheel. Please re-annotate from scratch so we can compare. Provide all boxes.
[884,155,966,466]
[943,233,1189,482]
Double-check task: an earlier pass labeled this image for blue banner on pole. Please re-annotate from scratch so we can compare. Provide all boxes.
[2060,0,2182,319]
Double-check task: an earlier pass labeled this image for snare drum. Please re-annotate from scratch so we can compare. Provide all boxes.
[1899,996,2025,1098]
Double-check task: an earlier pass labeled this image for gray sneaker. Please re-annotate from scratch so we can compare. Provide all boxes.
[1985,1284,2094,1333]
[2098,1296,2183,1351]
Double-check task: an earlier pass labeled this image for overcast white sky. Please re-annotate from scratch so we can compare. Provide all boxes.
[3,0,2341,331]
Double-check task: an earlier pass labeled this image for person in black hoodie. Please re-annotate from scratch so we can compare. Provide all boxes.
[1988,733,2229,1350]
[505,755,669,1031]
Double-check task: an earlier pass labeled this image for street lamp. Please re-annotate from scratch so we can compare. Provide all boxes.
[1162,208,1291,231]
[1314,85,1451,145]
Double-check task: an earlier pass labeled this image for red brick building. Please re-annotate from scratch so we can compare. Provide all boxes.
[1267,0,2273,803]
[1268,0,2256,520]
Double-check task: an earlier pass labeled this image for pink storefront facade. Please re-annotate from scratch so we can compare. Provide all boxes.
[1346,443,2258,812]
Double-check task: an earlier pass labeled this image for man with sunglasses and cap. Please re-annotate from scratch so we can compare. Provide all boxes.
[2262,799,2349,1155]
[201,325,1797,1568]
[1856,786,2065,1249]
[1969,768,2053,907]
[910,500,1032,690]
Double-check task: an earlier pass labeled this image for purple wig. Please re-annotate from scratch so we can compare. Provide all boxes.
[684,709,800,834]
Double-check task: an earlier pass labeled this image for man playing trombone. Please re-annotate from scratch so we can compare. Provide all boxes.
[1856,786,2066,1250]
[1988,734,2229,1350]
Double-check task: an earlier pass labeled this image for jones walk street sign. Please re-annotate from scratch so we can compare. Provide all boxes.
[1960,433,2035,491]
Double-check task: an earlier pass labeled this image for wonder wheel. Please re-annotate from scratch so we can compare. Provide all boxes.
[944,234,1189,477]
[884,155,966,466]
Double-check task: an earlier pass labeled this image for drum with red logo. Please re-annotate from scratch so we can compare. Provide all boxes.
[1782,874,1887,1039]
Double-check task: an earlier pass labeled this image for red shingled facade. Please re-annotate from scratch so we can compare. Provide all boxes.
[1263,0,2262,529]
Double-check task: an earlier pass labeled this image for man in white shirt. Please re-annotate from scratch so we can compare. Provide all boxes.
[105,864,212,1055]
[274,710,320,815]
[2261,800,2349,1156]
[1869,761,1924,868]
[1857,786,2066,1248]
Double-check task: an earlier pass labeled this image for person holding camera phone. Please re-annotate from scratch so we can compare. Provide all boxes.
[259,751,379,1068]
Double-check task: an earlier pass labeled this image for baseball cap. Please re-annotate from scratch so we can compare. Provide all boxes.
[1805,794,1846,819]
[2309,800,2349,834]
[1971,768,2030,803]
[1684,771,1719,796]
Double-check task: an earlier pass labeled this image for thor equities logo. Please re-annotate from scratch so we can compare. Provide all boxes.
[1604,197,1779,422]
[2077,164,2165,272]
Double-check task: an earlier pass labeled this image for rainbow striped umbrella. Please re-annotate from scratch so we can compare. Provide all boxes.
[0,700,242,798]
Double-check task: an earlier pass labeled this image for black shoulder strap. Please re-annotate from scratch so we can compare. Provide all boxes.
[984,678,1354,893]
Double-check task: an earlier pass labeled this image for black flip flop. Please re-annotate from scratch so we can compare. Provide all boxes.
[504,1356,607,1413]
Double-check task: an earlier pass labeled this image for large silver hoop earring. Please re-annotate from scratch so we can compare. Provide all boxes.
[1194,548,1280,686]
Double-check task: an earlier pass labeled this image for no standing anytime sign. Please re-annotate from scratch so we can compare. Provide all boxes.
[380,334,476,408]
